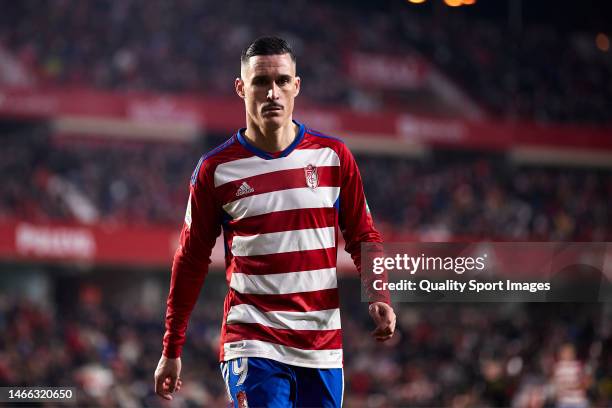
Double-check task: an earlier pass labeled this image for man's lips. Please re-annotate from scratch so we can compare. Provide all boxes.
[262,105,283,112]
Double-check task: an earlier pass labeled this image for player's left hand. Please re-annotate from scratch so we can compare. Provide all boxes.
[154,355,183,400]
[369,302,396,342]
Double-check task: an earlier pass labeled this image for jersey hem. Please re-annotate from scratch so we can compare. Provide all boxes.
[221,350,344,369]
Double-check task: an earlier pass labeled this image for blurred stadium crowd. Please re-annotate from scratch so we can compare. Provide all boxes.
[2,0,611,124]
[1,129,610,242]
[0,127,195,226]
[0,285,610,407]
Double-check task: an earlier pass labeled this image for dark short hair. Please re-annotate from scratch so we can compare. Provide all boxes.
[241,36,296,65]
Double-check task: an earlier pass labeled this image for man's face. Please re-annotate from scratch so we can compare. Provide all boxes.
[236,53,301,132]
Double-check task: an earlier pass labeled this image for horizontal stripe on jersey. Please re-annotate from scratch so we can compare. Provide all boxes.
[223,340,343,369]
[232,247,336,275]
[229,208,337,237]
[231,227,335,257]
[214,148,340,187]
[230,288,340,312]
[217,166,339,205]
[225,322,342,350]
[229,268,337,295]
[226,304,341,331]
[223,187,340,220]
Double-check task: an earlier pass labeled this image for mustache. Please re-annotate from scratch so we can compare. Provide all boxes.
[262,103,283,110]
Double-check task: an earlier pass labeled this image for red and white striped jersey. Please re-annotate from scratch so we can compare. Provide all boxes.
[163,121,382,368]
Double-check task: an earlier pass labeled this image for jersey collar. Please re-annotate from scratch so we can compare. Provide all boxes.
[236,120,305,160]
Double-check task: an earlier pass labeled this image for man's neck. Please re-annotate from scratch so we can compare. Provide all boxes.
[243,119,298,153]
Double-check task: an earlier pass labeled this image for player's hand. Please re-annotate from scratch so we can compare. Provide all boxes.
[154,355,183,400]
[369,302,396,342]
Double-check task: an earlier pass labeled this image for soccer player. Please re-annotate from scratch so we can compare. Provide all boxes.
[154,36,396,407]
[551,344,590,407]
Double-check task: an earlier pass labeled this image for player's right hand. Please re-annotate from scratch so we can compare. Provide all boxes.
[154,355,183,400]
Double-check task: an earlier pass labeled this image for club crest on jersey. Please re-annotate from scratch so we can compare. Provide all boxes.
[304,164,318,190]
[237,390,249,408]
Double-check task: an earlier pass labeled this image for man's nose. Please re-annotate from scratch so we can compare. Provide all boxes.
[267,83,280,100]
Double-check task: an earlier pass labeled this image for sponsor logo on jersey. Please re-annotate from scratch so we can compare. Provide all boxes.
[228,341,246,350]
[236,182,255,197]
[304,164,319,190]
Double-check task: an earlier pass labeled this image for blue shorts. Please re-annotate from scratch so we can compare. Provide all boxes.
[220,357,343,407]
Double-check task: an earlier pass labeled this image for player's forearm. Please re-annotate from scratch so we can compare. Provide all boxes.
[162,251,209,358]
[347,239,390,305]
[345,229,382,257]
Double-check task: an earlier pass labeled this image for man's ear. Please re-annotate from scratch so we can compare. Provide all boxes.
[235,78,245,99]
[294,76,301,97]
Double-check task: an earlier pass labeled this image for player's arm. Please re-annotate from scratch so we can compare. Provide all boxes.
[155,158,221,400]
[336,144,396,341]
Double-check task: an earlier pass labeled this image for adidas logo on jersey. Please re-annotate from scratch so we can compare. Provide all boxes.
[236,182,255,197]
